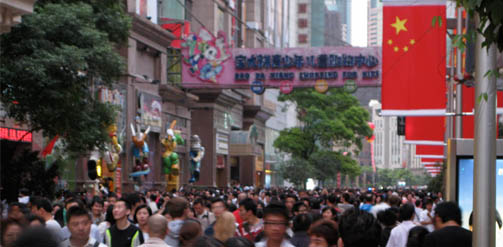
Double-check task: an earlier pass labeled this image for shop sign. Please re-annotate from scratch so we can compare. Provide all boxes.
[138,92,162,133]
[181,29,381,89]
[0,127,32,142]
[216,132,229,155]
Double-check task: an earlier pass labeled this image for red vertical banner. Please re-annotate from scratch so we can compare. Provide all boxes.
[382,0,446,116]
[405,116,445,145]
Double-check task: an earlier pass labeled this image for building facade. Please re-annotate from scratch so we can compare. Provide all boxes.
[0,0,36,33]
[367,0,383,47]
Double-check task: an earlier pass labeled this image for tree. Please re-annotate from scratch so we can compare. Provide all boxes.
[279,158,312,189]
[274,88,372,185]
[0,1,131,153]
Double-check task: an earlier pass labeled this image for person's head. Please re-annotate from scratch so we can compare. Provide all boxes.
[293,213,313,232]
[308,219,339,247]
[399,203,415,222]
[211,198,227,218]
[104,204,116,225]
[214,211,236,243]
[147,215,168,239]
[107,192,118,205]
[1,219,24,247]
[433,201,462,229]
[90,197,104,217]
[414,200,422,208]
[406,226,429,247]
[363,193,373,204]
[193,198,205,216]
[377,208,398,227]
[193,236,224,247]
[322,207,337,221]
[31,197,52,217]
[342,193,351,204]
[66,206,92,242]
[113,198,131,221]
[26,214,45,227]
[284,194,297,211]
[388,195,401,207]
[64,198,83,211]
[167,197,189,219]
[239,198,257,222]
[12,226,58,247]
[424,199,433,211]
[134,204,152,226]
[293,201,308,215]
[7,203,25,222]
[338,208,381,247]
[224,237,254,247]
[237,192,248,203]
[126,193,142,211]
[179,218,203,246]
[263,202,290,242]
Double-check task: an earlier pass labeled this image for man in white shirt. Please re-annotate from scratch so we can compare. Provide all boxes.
[413,200,424,223]
[31,197,65,243]
[59,206,106,247]
[139,215,171,247]
[419,199,435,232]
[193,198,215,231]
[370,194,390,217]
[386,204,417,247]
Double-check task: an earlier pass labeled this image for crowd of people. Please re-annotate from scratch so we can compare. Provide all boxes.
[0,186,472,247]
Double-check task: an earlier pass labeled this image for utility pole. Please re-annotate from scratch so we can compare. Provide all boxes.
[455,7,463,138]
[473,12,497,247]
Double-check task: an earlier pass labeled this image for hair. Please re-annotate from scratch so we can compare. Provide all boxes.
[338,208,382,247]
[134,204,152,224]
[107,192,118,200]
[91,196,104,207]
[179,218,203,247]
[26,214,45,226]
[126,193,142,207]
[377,208,398,227]
[406,226,429,247]
[263,201,289,222]
[193,198,204,207]
[211,197,227,208]
[415,200,422,207]
[64,198,84,210]
[342,193,351,203]
[66,206,91,223]
[224,237,254,247]
[1,219,24,245]
[12,226,58,247]
[322,207,337,219]
[292,201,306,213]
[308,219,339,245]
[285,194,297,201]
[104,204,116,226]
[292,213,313,232]
[214,211,236,243]
[193,236,224,247]
[434,201,462,225]
[328,195,337,204]
[364,193,373,203]
[31,197,52,213]
[239,198,257,216]
[388,195,401,207]
[8,202,24,212]
[399,203,415,222]
[167,197,189,218]
[117,198,132,210]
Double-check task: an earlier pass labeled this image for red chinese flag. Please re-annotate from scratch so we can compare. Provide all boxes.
[421,158,444,164]
[405,116,445,145]
[416,145,444,159]
[461,87,502,138]
[382,0,446,116]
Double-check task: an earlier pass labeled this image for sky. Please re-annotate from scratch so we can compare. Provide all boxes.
[351,0,368,47]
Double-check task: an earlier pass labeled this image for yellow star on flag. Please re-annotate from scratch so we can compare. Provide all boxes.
[394,46,399,52]
[388,39,393,45]
[391,16,407,35]
[410,39,415,45]
[403,46,408,52]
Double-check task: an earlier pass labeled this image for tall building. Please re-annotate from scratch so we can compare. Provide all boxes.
[335,0,351,44]
[369,100,422,170]
[367,0,383,47]
[295,0,311,47]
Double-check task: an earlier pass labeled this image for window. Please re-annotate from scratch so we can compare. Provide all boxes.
[298,18,308,28]
[298,34,308,43]
[298,3,307,13]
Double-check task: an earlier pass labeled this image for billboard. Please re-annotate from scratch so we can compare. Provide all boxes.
[181,29,381,89]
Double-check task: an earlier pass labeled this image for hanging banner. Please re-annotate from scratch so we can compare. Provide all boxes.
[181,29,381,89]
[405,116,445,145]
[381,0,446,116]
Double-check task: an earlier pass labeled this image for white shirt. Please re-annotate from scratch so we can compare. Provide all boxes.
[196,210,215,231]
[59,237,107,247]
[46,218,65,243]
[370,202,390,217]
[419,210,435,232]
[386,220,416,247]
[255,239,295,247]
[413,207,423,223]
[138,237,171,247]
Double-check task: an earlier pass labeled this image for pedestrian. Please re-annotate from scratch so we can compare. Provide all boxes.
[104,198,145,247]
[179,218,203,247]
[193,198,215,231]
[386,203,417,247]
[405,226,428,247]
[290,214,312,247]
[338,208,382,247]
[224,237,254,247]
[59,206,106,247]
[214,211,237,243]
[165,197,190,247]
[377,207,398,246]
[418,199,434,232]
[321,207,337,222]
[138,215,171,247]
[134,204,153,241]
[307,219,338,247]
[238,198,264,242]
[30,197,65,243]
[90,197,105,225]
[12,226,59,247]
[255,201,295,247]
[422,201,472,247]
[1,218,24,247]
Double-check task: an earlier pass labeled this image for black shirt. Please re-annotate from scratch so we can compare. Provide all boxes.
[106,223,143,247]
[423,226,472,247]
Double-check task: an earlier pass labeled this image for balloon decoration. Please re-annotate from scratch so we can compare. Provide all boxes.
[366,122,375,143]
[130,124,151,178]
[189,135,205,183]
[162,120,185,191]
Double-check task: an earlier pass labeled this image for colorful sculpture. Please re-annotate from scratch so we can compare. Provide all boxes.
[130,124,151,177]
[103,124,122,172]
[162,120,184,190]
[189,135,205,183]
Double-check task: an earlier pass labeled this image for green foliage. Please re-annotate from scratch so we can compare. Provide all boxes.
[279,158,313,188]
[274,88,371,185]
[376,168,432,187]
[428,164,445,193]
[1,147,60,202]
[457,0,503,51]
[0,1,131,153]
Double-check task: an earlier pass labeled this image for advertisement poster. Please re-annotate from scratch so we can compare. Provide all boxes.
[138,92,162,133]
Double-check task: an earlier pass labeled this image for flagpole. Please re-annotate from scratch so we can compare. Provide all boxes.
[473,12,497,247]
[455,7,463,138]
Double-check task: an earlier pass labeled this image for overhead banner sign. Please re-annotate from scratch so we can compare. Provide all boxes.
[181,29,381,89]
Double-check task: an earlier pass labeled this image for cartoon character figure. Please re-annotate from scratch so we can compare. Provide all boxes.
[103,124,122,172]
[182,29,231,83]
[130,124,151,178]
[189,135,205,183]
[162,120,184,190]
